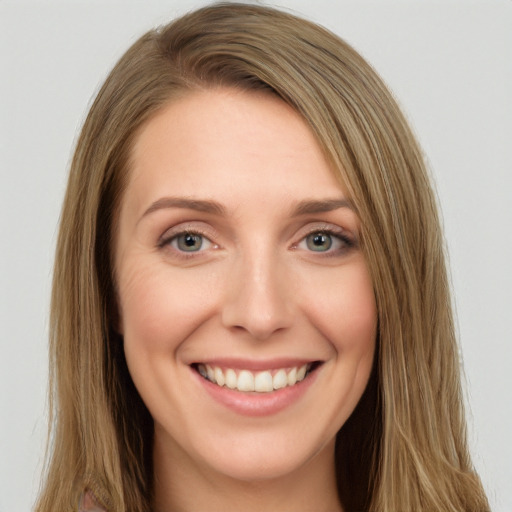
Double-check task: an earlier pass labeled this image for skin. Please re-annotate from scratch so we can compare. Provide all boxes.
[115,88,377,512]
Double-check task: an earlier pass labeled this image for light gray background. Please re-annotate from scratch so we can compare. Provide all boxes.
[1,1,511,511]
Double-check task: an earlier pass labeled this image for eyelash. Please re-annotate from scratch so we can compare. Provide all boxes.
[295,227,355,256]
[158,226,356,259]
[158,228,214,257]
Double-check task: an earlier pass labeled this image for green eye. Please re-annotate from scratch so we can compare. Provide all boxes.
[305,232,333,252]
[176,233,204,252]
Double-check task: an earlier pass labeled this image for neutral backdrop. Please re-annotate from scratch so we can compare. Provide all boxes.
[1,1,511,511]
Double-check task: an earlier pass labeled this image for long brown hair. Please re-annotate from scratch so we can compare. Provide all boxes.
[36,3,489,511]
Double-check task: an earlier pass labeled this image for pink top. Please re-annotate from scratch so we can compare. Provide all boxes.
[78,490,107,512]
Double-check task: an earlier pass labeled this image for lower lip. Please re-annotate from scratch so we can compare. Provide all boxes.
[192,367,318,417]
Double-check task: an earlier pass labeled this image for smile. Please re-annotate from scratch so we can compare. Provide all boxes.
[195,363,317,393]
[191,360,323,416]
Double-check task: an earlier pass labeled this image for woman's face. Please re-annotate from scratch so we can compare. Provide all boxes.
[115,88,377,482]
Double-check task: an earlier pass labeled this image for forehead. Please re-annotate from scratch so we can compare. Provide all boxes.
[123,88,347,218]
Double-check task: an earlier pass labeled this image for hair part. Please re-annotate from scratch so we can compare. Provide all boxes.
[36,3,489,511]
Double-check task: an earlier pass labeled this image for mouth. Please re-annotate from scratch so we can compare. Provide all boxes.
[192,361,322,393]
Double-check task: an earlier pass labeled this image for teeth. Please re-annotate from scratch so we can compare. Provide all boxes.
[197,363,311,393]
[198,365,208,379]
[225,368,237,389]
[214,367,225,387]
[254,371,273,392]
[287,367,297,386]
[237,370,255,392]
[273,369,287,390]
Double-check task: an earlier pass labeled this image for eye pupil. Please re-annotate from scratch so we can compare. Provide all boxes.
[178,233,202,251]
[313,234,325,246]
[184,234,197,246]
[306,232,332,251]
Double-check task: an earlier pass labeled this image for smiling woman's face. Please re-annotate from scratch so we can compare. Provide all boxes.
[115,88,377,483]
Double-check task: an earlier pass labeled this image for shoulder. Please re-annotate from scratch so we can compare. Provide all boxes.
[78,490,107,512]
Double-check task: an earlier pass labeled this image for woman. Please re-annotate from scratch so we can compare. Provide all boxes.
[35,3,490,511]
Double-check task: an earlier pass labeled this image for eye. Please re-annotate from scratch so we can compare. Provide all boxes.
[296,229,355,255]
[165,232,213,253]
[305,232,333,252]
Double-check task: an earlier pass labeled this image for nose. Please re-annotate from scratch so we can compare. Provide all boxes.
[221,249,294,340]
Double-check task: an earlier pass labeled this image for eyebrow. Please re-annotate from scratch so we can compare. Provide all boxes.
[140,196,355,221]
[141,197,226,219]
[291,198,355,216]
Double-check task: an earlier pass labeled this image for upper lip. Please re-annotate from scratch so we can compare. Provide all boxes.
[190,357,321,371]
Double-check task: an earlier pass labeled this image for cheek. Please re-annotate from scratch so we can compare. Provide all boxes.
[304,261,377,355]
[117,259,218,354]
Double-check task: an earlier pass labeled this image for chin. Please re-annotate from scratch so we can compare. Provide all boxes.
[187,427,335,484]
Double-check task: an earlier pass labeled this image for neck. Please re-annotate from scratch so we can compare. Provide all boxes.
[152,434,343,512]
